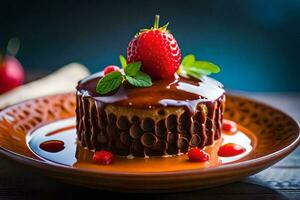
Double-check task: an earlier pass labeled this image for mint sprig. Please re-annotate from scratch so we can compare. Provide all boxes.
[96,55,152,95]
[178,54,220,79]
[124,61,141,76]
[96,71,123,95]
[126,71,152,87]
[119,55,127,68]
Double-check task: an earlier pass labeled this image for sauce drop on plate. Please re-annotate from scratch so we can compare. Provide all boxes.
[28,117,255,167]
[39,140,65,153]
[218,143,246,157]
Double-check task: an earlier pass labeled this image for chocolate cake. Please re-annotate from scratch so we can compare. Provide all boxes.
[76,72,225,157]
[76,15,225,158]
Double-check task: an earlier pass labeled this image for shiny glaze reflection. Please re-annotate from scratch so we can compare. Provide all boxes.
[77,72,224,112]
[27,118,256,171]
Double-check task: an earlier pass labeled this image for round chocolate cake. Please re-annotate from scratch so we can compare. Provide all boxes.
[76,72,225,157]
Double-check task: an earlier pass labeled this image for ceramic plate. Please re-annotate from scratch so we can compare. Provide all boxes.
[0,93,299,192]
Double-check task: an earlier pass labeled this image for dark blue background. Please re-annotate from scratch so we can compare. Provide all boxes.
[1,0,299,91]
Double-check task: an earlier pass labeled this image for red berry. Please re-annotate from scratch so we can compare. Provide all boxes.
[126,15,181,80]
[103,65,120,76]
[93,150,114,165]
[188,148,209,162]
[0,56,24,94]
[222,119,237,133]
[218,143,246,157]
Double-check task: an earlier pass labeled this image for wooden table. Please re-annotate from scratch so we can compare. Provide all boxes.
[0,92,299,200]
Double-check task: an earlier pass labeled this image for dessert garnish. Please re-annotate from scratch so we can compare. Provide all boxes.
[127,15,181,79]
[93,150,114,165]
[96,15,221,95]
[96,56,152,95]
[222,119,237,133]
[218,143,246,157]
[177,54,220,79]
[188,148,209,162]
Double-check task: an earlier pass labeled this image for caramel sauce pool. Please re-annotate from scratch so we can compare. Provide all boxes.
[27,118,257,172]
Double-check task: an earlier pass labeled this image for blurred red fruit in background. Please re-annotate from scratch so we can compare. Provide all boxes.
[0,56,25,94]
[0,37,25,94]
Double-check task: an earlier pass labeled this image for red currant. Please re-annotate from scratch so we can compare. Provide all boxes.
[103,65,120,75]
[218,143,246,157]
[93,150,114,165]
[222,119,237,133]
[188,148,209,162]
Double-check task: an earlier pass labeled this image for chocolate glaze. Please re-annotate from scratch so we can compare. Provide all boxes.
[77,72,224,112]
[76,71,225,157]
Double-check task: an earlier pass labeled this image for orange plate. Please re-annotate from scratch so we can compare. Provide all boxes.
[0,93,299,192]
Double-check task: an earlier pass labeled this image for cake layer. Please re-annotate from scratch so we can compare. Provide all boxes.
[76,93,225,157]
[76,72,225,157]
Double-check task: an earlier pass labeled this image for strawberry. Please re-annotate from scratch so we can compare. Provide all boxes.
[126,15,181,79]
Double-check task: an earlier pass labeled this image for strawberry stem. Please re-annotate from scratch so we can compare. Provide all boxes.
[153,15,160,29]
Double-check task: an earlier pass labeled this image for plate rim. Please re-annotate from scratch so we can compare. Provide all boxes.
[0,92,299,177]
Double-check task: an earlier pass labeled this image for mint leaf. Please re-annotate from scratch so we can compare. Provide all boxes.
[124,61,141,76]
[181,54,195,67]
[96,71,123,95]
[186,67,211,79]
[125,71,152,87]
[178,54,221,79]
[190,61,220,73]
[184,70,201,79]
[119,55,127,68]
[96,58,153,95]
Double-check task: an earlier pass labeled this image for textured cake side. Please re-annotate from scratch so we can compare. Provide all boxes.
[76,91,225,157]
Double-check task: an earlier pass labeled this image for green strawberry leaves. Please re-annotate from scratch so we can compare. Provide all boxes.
[138,15,170,35]
[96,55,152,95]
[178,54,220,79]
